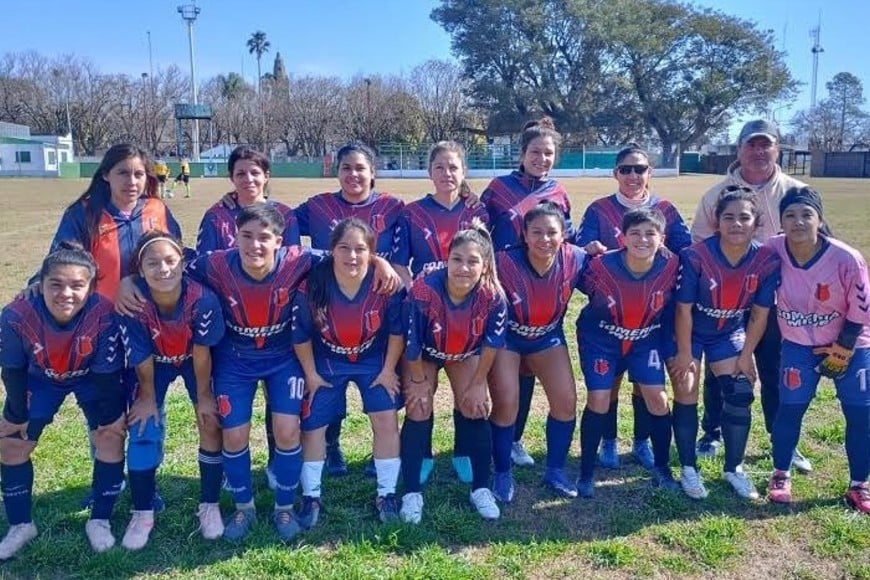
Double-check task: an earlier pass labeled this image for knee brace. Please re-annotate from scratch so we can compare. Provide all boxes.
[126,417,165,471]
[720,375,754,424]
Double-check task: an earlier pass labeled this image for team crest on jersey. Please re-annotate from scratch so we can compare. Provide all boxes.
[745,274,758,293]
[77,336,93,357]
[274,288,291,309]
[593,358,610,376]
[783,367,801,390]
[216,395,232,417]
[650,291,665,312]
[371,214,385,232]
[365,310,381,333]
[816,283,831,302]
[471,316,484,337]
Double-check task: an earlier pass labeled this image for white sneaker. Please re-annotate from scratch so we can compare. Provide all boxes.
[470,488,500,520]
[197,502,224,540]
[792,449,813,474]
[85,519,115,552]
[510,441,535,467]
[724,467,760,500]
[400,492,424,524]
[0,522,37,560]
[122,510,154,551]
[680,466,709,499]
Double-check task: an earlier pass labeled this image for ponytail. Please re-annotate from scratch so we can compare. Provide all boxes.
[449,218,503,297]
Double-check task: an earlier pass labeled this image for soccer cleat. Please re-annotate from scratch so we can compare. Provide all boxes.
[469,488,500,520]
[272,509,303,543]
[492,471,516,503]
[375,494,400,523]
[696,434,723,458]
[0,522,37,560]
[598,438,620,468]
[845,483,870,514]
[420,458,435,485]
[325,444,349,477]
[85,519,116,553]
[400,492,424,524]
[767,471,792,504]
[543,467,579,498]
[222,508,256,541]
[791,449,813,474]
[296,496,322,530]
[452,456,473,483]
[510,441,535,467]
[576,476,595,499]
[724,468,760,500]
[121,510,154,551]
[196,503,224,540]
[651,466,681,492]
[266,464,278,491]
[679,466,709,499]
[632,439,655,470]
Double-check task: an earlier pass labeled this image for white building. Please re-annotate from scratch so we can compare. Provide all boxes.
[0,121,75,176]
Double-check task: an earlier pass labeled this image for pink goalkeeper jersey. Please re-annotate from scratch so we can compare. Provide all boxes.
[767,235,870,348]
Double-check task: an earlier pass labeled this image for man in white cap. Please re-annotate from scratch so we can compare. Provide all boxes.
[690,119,813,476]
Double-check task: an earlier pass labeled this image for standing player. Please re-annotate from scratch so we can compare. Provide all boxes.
[392,140,488,482]
[294,142,404,477]
[667,188,779,500]
[490,202,587,502]
[576,207,680,497]
[170,157,191,198]
[119,232,225,550]
[399,224,507,523]
[480,116,572,469]
[0,244,126,558]
[154,159,171,199]
[747,187,870,511]
[292,219,405,526]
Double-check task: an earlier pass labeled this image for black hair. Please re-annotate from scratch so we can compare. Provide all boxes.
[622,207,666,235]
[615,144,652,167]
[449,219,502,295]
[236,203,285,236]
[39,241,97,287]
[518,117,562,174]
[130,230,184,275]
[714,186,762,227]
[522,201,567,234]
[337,141,377,190]
[228,145,270,176]
[779,186,833,237]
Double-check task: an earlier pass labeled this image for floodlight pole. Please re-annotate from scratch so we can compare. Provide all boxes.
[178,3,201,161]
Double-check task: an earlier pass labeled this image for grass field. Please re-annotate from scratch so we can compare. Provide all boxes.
[0,174,869,579]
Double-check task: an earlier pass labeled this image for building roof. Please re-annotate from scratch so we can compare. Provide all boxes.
[0,136,44,145]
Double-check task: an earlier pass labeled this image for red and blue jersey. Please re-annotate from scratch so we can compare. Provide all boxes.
[49,197,181,301]
[577,250,679,355]
[187,246,317,358]
[195,195,300,254]
[405,269,507,362]
[291,270,405,375]
[0,293,122,386]
[497,244,586,341]
[676,236,779,339]
[392,194,489,278]
[295,191,404,258]
[573,194,691,254]
[120,277,225,368]
[480,171,572,250]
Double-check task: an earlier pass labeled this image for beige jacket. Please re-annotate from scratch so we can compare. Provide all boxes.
[690,162,807,243]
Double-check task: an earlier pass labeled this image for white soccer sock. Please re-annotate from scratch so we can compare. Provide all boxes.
[375,457,401,497]
[301,461,324,498]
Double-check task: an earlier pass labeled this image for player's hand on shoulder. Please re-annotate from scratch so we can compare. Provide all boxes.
[584,241,607,256]
[115,276,147,316]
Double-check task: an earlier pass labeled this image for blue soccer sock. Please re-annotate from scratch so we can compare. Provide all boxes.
[400,418,429,494]
[649,411,673,468]
[456,414,492,491]
[842,404,870,483]
[491,421,515,474]
[198,448,223,504]
[603,399,619,440]
[1,461,34,525]
[514,375,536,442]
[580,407,607,478]
[222,446,253,505]
[91,459,125,520]
[672,403,699,468]
[771,403,810,472]
[546,415,576,470]
[129,468,157,511]
[272,445,302,508]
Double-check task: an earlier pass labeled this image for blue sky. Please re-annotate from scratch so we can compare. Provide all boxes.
[1,0,865,136]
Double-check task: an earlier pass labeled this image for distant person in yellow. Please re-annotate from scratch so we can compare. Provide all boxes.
[170,158,191,198]
[154,159,171,199]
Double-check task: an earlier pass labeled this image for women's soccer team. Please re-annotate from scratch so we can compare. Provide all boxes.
[0,117,868,559]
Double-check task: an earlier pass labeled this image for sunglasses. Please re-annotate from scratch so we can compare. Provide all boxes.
[616,164,649,175]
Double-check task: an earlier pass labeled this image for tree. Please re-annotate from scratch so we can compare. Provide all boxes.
[246,31,271,95]
[408,59,473,142]
[826,72,865,150]
[790,72,868,151]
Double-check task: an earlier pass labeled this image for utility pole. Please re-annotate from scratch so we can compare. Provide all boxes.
[178,3,201,161]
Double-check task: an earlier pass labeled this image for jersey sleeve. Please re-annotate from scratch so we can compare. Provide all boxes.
[576,258,599,295]
[0,308,28,369]
[195,212,221,255]
[391,212,411,268]
[572,206,600,248]
[663,204,692,253]
[193,288,225,346]
[49,205,87,251]
[294,200,310,237]
[483,294,508,349]
[290,289,314,345]
[845,255,870,325]
[403,297,425,361]
[675,250,701,304]
[120,314,154,368]
[387,289,407,336]
[282,214,301,247]
[91,313,123,375]
[185,253,211,284]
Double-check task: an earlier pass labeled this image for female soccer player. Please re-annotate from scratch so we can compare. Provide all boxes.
[293,218,405,526]
[393,140,488,483]
[294,142,404,477]
[490,202,587,502]
[119,232,225,549]
[480,116,572,469]
[400,223,507,523]
[667,188,779,500]
[574,145,691,470]
[0,244,126,558]
[750,187,870,512]
[577,207,680,498]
